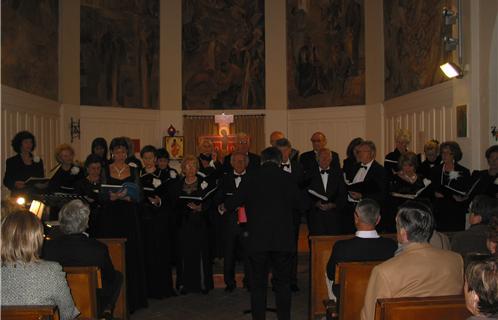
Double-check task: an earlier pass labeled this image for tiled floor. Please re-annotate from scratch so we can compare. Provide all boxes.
[131,254,310,320]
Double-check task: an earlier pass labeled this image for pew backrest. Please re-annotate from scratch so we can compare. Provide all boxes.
[97,238,127,320]
[338,261,382,320]
[309,234,396,320]
[374,295,471,320]
[1,305,60,320]
[63,266,100,319]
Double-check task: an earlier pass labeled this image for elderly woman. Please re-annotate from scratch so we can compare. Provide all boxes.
[48,144,84,193]
[472,145,498,199]
[431,141,471,231]
[464,257,498,319]
[418,139,441,178]
[43,200,122,319]
[3,130,45,197]
[197,138,222,182]
[169,155,214,294]
[1,210,79,320]
[384,128,411,182]
[383,152,430,232]
[97,137,147,312]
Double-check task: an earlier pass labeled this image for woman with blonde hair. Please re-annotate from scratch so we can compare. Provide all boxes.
[384,128,411,182]
[1,210,79,320]
[169,154,215,294]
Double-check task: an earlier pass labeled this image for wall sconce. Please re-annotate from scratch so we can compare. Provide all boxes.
[439,0,464,79]
[70,117,80,143]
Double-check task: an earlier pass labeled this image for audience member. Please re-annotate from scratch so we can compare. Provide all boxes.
[360,201,463,320]
[2,210,79,320]
[464,257,498,319]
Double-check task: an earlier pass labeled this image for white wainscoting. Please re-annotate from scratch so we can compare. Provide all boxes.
[79,106,162,159]
[288,106,367,162]
[383,81,456,157]
[1,86,61,197]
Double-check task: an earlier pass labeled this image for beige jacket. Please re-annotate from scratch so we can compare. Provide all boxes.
[360,242,463,320]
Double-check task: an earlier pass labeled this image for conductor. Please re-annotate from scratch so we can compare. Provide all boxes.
[224,147,306,320]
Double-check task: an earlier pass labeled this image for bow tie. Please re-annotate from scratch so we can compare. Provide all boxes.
[234,174,245,178]
[361,165,368,170]
[320,170,329,175]
[281,163,290,169]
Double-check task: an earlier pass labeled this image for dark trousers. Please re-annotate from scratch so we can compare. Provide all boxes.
[308,208,342,236]
[224,224,250,286]
[249,251,292,320]
[290,223,300,286]
[97,271,124,316]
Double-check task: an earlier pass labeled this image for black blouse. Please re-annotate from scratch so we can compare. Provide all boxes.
[3,154,44,195]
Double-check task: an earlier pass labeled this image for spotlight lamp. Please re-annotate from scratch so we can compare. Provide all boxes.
[440,62,463,79]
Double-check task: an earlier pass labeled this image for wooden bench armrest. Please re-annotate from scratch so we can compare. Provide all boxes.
[1,305,60,320]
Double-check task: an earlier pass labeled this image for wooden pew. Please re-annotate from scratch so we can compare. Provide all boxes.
[1,305,60,320]
[337,261,382,320]
[64,266,101,319]
[374,295,471,320]
[309,234,396,320]
[97,238,127,320]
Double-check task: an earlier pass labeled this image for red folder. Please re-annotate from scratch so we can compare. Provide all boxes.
[237,206,247,224]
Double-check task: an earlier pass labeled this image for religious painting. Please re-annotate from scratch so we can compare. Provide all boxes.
[80,0,159,108]
[384,0,452,100]
[1,0,58,100]
[456,105,467,138]
[182,0,265,109]
[164,136,184,160]
[287,0,365,109]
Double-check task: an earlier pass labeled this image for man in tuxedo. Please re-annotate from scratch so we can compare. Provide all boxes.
[215,152,250,292]
[197,138,222,183]
[225,147,307,320]
[270,131,299,162]
[275,138,306,291]
[223,132,260,173]
[343,141,386,234]
[307,148,347,236]
[299,132,340,176]
[326,199,397,304]
[360,201,463,320]
[43,200,123,318]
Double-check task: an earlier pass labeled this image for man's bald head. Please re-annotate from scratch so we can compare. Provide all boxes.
[270,131,285,147]
[311,132,327,151]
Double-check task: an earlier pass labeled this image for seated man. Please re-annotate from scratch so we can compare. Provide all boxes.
[360,201,464,320]
[326,199,397,305]
[452,195,498,257]
[43,200,123,318]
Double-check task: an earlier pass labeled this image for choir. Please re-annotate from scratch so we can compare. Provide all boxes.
[3,129,498,314]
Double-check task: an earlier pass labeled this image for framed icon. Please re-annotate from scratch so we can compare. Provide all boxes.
[164,136,184,160]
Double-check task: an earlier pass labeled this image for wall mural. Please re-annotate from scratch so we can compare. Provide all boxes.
[384,0,451,100]
[80,0,159,108]
[1,0,59,100]
[287,0,365,109]
[182,0,265,110]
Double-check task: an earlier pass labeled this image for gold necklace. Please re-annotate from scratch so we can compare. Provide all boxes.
[113,165,126,178]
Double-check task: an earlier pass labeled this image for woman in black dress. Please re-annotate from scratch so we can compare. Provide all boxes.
[170,155,214,294]
[97,137,147,312]
[431,141,470,231]
[418,139,442,178]
[3,131,45,197]
[384,152,430,232]
[342,137,364,182]
[139,145,174,298]
[74,154,103,237]
[384,128,411,184]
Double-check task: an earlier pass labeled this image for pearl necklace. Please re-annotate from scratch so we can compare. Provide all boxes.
[113,165,126,178]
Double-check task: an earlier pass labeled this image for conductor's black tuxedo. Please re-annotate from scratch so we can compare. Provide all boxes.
[299,150,341,176]
[225,162,306,320]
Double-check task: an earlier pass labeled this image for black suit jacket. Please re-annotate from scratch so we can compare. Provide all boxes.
[215,171,248,227]
[326,236,397,281]
[348,161,387,204]
[307,167,347,211]
[3,154,45,195]
[300,150,341,177]
[282,160,305,188]
[225,163,306,252]
[222,152,260,173]
[43,234,117,285]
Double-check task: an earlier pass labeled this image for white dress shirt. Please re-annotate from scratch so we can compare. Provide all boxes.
[320,167,330,191]
[234,170,246,189]
[355,230,380,239]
